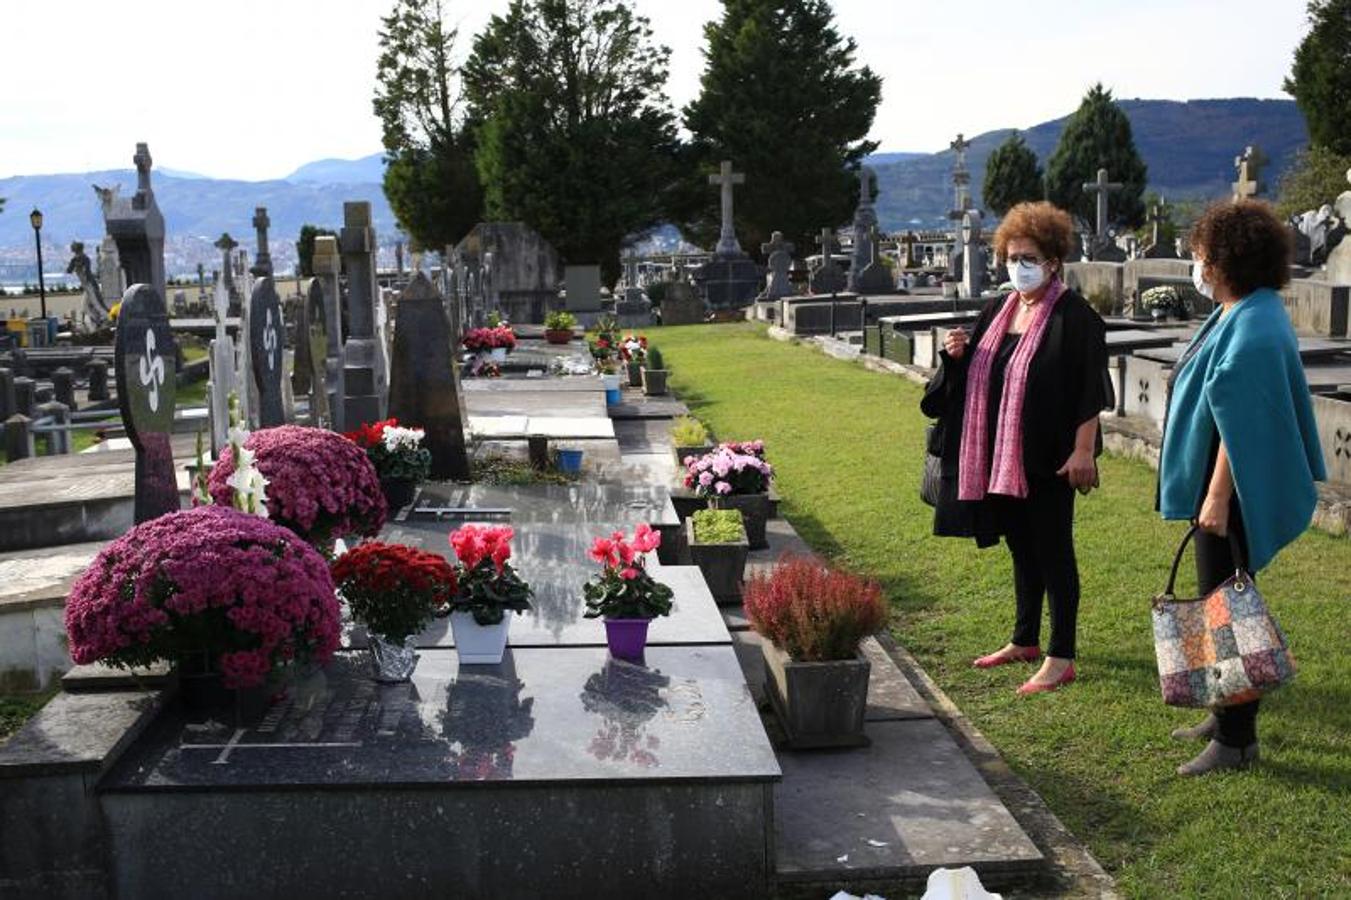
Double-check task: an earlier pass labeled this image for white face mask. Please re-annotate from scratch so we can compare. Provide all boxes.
[1008,260,1048,294]
[1192,260,1214,299]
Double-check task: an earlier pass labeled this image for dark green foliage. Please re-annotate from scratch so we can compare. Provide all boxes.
[644,346,664,370]
[1133,192,1177,248]
[295,225,338,277]
[447,559,534,626]
[1284,0,1351,155]
[1045,84,1148,229]
[1276,144,1351,217]
[372,0,483,250]
[583,565,674,620]
[463,0,681,283]
[982,132,1043,217]
[681,0,882,258]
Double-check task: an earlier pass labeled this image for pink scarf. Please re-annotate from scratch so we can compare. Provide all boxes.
[958,278,1066,500]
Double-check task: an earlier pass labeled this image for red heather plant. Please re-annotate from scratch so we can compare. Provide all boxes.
[64,506,342,689]
[744,556,887,662]
[332,542,457,643]
[208,425,387,548]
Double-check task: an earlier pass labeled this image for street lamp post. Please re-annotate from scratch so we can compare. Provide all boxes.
[29,208,47,319]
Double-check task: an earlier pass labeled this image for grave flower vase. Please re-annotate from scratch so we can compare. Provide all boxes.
[685,518,749,604]
[640,368,668,396]
[380,477,418,513]
[627,360,643,387]
[761,641,871,749]
[449,612,512,665]
[368,633,419,682]
[710,493,770,550]
[604,618,651,662]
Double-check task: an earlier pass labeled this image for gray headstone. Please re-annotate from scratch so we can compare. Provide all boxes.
[810,228,848,294]
[853,225,896,296]
[248,279,285,427]
[52,367,76,410]
[341,201,388,429]
[563,264,604,312]
[13,377,35,417]
[960,213,985,300]
[311,236,345,432]
[0,368,14,420]
[759,232,795,301]
[114,285,179,523]
[387,273,470,480]
[304,280,330,427]
[102,143,166,304]
[660,282,705,325]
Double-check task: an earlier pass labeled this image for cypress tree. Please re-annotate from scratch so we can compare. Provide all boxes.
[1284,0,1351,155]
[982,132,1043,217]
[1045,84,1148,229]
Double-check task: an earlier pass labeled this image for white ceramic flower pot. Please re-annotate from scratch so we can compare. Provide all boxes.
[449,611,512,664]
[490,347,508,363]
[600,373,622,391]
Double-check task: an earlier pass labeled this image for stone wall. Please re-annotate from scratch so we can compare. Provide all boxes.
[1281,279,1349,337]
[1312,394,1351,484]
[1063,262,1124,312]
[1123,259,1194,315]
[782,295,987,335]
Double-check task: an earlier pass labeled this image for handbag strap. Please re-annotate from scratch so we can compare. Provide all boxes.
[1161,523,1250,598]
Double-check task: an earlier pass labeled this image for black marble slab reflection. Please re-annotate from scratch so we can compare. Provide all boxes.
[104,647,779,789]
[402,481,678,527]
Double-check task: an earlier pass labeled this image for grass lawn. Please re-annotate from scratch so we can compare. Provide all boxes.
[647,322,1350,899]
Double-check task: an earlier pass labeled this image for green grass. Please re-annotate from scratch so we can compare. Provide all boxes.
[649,322,1351,899]
[0,691,56,743]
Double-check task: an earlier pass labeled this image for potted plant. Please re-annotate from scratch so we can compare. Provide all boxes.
[583,523,672,660]
[490,324,517,362]
[671,415,715,468]
[620,333,648,386]
[686,508,749,603]
[332,541,456,682]
[641,346,668,396]
[344,417,432,512]
[544,310,577,344]
[744,556,887,748]
[64,505,341,722]
[209,424,387,555]
[682,442,774,550]
[446,524,533,664]
[1141,285,1192,322]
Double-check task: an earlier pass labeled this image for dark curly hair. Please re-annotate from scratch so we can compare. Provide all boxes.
[1188,200,1292,297]
[993,201,1075,269]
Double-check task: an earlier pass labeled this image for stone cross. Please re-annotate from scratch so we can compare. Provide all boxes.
[250,207,273,277]
[1082,168,1123,240]
[395,240,405,278]
[1232,145,1269,201]
[248,279,285,427]
[854,166,878,229]
[133,143,153,197]
[759,231,795,301]
[215,233,239,313]
[340,201,388,428]
[302,280,330,427]
[810,228,848,295]
[114,285,179,523]
[709,160,746,256]
[949,134,973,214]
[961,211,985,300]
[311,235,345,432]
[207,276,236,454]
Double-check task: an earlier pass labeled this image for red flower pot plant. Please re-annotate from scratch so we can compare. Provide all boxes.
[583,524,673,661]
[446,525,534,664]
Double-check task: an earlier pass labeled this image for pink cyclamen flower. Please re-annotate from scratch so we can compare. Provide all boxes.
[620,567,640,580]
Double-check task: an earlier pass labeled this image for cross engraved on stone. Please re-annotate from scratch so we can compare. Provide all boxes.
[1082,168,1124,240]
[708,160,746,256]
[1232,145,1269,201]
[138,328,165,412]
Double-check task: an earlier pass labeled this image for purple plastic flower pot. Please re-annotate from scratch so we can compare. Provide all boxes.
[604,617,651,661]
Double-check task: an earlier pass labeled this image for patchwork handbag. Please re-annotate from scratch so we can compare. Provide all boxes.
[1151,525,1296,708]
[920,424,943,507]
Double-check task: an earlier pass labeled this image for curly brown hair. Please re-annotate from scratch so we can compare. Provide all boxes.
[993,201,1075,267]
[1188,200,1292,296]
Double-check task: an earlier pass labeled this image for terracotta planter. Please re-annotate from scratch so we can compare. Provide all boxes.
[544,329,574,345]
[641,368,668,396]
[709,492,770,550]
[685,517,748,603]
[762,641,870,749]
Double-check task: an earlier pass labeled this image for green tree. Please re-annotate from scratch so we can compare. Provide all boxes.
[1284,0,1351,156]
[295,225,339,277]
[463,0,681,284]
[373,0,483,252]
[982,132,1043,217]
[1275,144,1351,217]
[681,0,881,258]
[1045,83,1148,229]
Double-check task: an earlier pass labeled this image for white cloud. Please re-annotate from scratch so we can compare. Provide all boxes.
[0,0,1309,180]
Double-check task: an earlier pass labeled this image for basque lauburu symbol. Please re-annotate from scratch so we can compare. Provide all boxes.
[264,308,278,371]
[138,327,165,412]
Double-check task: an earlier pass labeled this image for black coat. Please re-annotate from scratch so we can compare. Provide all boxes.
[920,289,1115,542]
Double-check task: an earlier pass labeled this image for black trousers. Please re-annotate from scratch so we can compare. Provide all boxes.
[1195,501,1260,748]
[996,478,1081,659]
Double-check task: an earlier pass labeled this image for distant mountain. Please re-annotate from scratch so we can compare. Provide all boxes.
[159,167,212,180]
[865,152,925,167]
[872,98,1308,229]
[284,153,386,184]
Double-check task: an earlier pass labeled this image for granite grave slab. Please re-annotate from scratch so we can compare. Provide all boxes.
[114,285,179,523]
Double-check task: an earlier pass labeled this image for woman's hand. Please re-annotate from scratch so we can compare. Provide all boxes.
[1198,492,1230,536]
[1056,448,1097,491]
[943,327,969,360]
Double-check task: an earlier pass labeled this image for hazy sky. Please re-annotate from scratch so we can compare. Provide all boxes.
[0,0,1309,181]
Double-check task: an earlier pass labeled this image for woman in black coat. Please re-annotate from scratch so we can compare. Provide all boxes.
[921,201,1114,695]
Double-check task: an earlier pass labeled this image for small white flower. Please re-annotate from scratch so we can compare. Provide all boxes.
[381,426,425,453]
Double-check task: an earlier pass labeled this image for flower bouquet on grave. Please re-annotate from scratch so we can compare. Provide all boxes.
[490,324,517,354]
[345,417,432,512]
[1141,285,1192,321]
[209,424,387,555]
[445,525,534,665]
[683,443,774,549]
[619,333,648,386]
[64,505,341,720]
[583,524,673,661]
[332,541,456,682]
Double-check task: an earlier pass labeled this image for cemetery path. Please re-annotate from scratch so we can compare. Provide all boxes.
[646,322,1351,900]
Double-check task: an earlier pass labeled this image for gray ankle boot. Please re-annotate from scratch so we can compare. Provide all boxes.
[1171,713,1218,742]
[1176,739,1259,777]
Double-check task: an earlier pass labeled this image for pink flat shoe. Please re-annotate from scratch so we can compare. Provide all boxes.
[972,646,1042,669]
[1017,663,1076,695]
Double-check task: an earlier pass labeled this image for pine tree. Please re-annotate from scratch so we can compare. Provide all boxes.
[1044,84,1148,229]
[463,0,681,284]
[1284,0,1351,155]
[982,132,1043,217]
[682,0,882,258]
[372,0,483,252]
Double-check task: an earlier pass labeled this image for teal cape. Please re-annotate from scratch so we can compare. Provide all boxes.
[1159,288,1326,570]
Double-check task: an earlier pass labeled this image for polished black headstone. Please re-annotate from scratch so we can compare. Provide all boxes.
[114,285,179,523]
[387,273,470,479]
[248,278,285,426]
